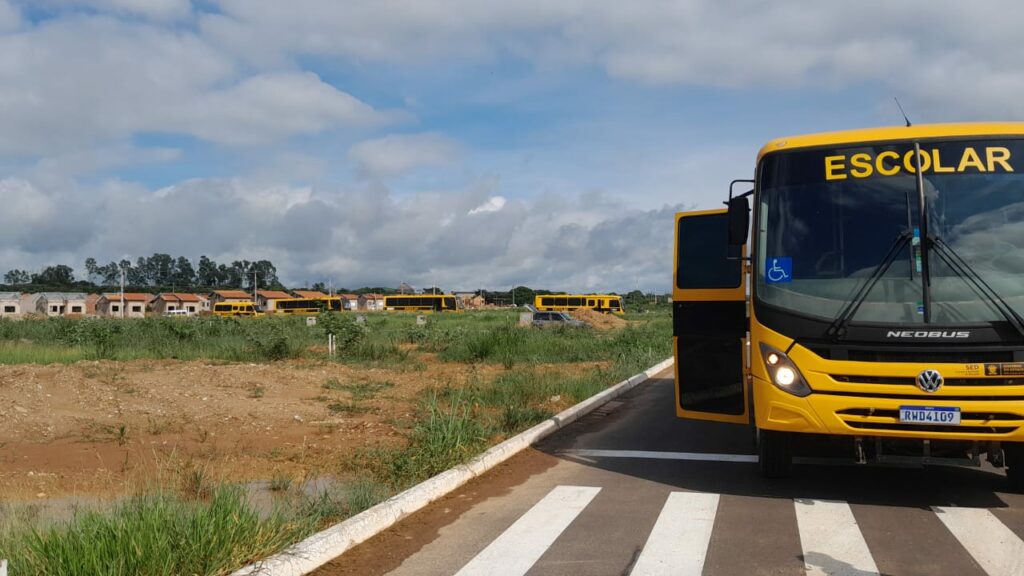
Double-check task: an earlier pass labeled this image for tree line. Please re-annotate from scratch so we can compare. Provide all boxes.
[3,255,281,291]
[3,260,670,307]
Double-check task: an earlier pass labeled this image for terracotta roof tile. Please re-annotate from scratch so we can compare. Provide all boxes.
[257,290,293,300]
[158,293,203,302]
[212,290,251,299]
[103,293,153,302]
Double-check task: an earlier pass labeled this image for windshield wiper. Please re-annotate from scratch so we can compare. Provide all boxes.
[826,230,913,340]
[927,234,1024,339]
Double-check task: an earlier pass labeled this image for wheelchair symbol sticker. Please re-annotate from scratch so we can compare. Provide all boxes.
[766,257,792,284]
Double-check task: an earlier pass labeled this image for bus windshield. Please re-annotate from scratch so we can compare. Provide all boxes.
[757,138,1024,325]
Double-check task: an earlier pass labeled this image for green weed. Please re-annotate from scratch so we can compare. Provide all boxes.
[0,486,324,576]
[357,390,493,489]
[324,380,394,401]
[500,404,553,435]
[268,473,293,493]
[327,402,370,415]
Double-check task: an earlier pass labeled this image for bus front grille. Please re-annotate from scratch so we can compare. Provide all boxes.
[830,375,1024,387]
[804,345,1017,364]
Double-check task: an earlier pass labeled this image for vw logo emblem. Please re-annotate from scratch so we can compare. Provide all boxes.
[917,369,943,393]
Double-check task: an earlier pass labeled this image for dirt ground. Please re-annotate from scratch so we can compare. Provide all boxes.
[571,308,629,330]
[0,357,604,501]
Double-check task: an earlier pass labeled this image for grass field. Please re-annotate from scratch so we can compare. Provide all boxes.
[0,484,385,576]
[0,309,671,575]
[0,309,667,366]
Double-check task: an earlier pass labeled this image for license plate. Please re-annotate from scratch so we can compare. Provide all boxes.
[899,405,961,425]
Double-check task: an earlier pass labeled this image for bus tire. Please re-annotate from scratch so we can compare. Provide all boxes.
[1006,443,1024,493]
[758,429,792,479]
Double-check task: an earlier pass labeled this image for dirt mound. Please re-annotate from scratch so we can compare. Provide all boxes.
[570,308,628,330]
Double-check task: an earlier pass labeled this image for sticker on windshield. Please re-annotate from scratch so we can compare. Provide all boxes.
[913,228,923,273]
[766,257,792,284]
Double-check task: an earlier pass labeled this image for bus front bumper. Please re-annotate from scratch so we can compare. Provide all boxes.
[753,376,1024,442]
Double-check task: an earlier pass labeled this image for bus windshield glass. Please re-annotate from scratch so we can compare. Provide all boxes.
[757,138,1024,325]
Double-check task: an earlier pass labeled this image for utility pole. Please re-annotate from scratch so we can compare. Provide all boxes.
[252,267,258,303]
[119,264,126,319]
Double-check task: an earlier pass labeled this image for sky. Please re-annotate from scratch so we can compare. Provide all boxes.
[1,1,1022,292]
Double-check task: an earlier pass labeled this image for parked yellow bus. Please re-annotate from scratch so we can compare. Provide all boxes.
[212,301,261,317]
[675,123,1024,489]
[534,294,623,315]
[273,297,343,315]
[383,294,458,312]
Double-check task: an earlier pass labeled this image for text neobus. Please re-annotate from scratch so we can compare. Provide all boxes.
[824,146,1013,180]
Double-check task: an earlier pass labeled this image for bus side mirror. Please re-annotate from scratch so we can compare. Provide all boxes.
[727,195,749,246]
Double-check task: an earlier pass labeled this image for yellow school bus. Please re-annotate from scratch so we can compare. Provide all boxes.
[383,294,459,312]
[212,301,261,317]
[273,297,343,315]
[674,123,1024,489]
[534,294,624,315]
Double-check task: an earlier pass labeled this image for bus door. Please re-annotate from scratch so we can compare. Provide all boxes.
[673,209,749,424]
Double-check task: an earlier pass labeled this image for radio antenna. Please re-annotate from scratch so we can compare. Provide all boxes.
[894,97,912,127]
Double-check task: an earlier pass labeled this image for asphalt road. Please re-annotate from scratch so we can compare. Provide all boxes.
[318,368,1024,576]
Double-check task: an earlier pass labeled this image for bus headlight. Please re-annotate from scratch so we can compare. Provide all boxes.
[759,343,812,397]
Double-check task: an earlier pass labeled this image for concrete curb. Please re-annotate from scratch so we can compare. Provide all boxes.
[232,357,675,576]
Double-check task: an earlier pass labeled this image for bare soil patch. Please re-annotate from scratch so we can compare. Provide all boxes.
[571,308,629,330]
[0,357,605,500]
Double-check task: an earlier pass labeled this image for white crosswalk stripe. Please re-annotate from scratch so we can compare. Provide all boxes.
[454,485,601,576]
[934,506,1024,576]
[448,485,1024,576]
[794,499,880,576]
[630,492,719,576]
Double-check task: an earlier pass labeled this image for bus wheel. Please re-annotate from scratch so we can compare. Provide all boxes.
[1006,443,1024,493]
[758,429,793,479]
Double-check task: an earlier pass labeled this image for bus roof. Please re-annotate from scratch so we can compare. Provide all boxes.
[542,294,621,297]
[757,122,1024,160]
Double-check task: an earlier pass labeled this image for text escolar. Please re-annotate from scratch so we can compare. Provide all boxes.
[824,147,1013,180]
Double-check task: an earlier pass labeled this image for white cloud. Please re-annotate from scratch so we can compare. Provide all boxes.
[4,1,1022,167]
[29,145,180,179]
[0,179,56,235]
[0,16,231,155]
[202,0,1024,118]
[93,0,191,21]
[0,0,19,31]
[202,0,574,66]
[469,196,506,215]
[0,178,92,253]
[0,176,679,292]
[37,0,193,21]
[185,72,395,145]
[0,17,393,156]
[348,132,459,179]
